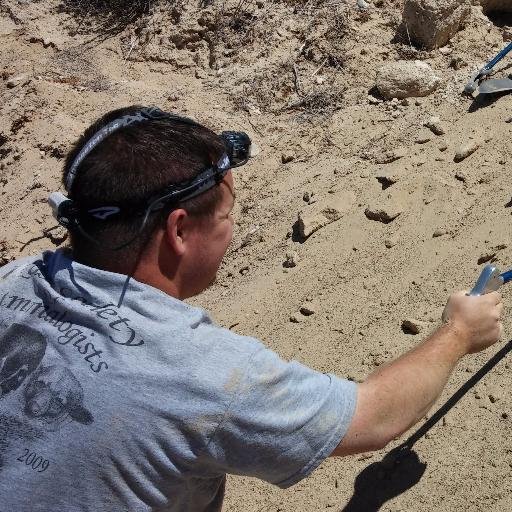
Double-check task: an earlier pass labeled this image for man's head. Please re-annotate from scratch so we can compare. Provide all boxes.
[61,105,240,299]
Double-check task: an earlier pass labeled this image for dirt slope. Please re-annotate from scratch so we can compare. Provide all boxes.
[2,0,512,510]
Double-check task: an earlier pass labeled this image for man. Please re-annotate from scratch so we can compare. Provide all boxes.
[0,105,503,511]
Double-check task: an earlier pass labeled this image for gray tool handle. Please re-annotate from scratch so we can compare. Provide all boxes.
[469,265,503,296]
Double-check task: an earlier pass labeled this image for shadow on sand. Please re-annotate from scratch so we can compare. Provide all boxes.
[341,447,427,512]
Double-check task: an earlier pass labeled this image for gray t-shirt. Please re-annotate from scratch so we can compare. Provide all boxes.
[0,250,356,512]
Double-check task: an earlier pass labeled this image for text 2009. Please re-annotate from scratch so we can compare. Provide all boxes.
[17,449,50,472]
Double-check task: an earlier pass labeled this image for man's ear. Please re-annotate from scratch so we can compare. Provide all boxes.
[165,208,188,257]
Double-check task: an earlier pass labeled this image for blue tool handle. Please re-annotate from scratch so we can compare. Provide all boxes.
[482,41,512,74]
[469,265,504,296]
[501,269,512,284]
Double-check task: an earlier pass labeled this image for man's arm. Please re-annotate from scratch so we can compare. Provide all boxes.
[332,291,503,456]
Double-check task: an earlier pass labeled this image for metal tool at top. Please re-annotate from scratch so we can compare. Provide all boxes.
[470,264,512,296]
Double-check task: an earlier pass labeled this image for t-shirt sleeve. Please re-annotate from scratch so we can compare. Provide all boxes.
[205,345,357,488]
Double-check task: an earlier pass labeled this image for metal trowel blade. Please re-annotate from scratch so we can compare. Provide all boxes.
[478,78,512,94]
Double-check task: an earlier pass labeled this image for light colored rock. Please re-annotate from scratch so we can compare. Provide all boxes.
[376,60,441,99]
[6,73,30,88]
[290,313,305,323]
[365,200,403,224]
[433,228,448,237]
[454,141,480,162]
[249,143,261,158]
[357,0,370,9]
[297,190,356,239]
[424,115,446,135]
[403,0,471,50]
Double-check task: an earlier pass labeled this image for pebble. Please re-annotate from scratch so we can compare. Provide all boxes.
[300,303,317,316]
[384,235,399,248]
[401,318,425,335]
[424,116,446,136]
[6,74,30,89]
[357,0,370,9]
[249,143,261,158]
[438,142,448,152]
[433,228,448,238]
[477,252,496,265]
[454,141,480,162]
[290,313,305,323]
[297,191,355,239]
[281,151,296,164]
[365,202,403,224]
[283,251,299,268]
[415,135,431,144]
[45,227,68,246]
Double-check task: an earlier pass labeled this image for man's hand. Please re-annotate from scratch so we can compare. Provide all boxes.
[332,289,505,457]
[442,291,503,355]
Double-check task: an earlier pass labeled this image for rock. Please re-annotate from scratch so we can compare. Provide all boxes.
[6,73,31,89]
[297,190,356,239]
[415,134,432,144]
[300,302,317,316]
[249,143,261,158]
[374,146,407,164]
[45,227,68,246]
[281,151,296,164]
[283,251,299,268]
[376,60,441,99]
[433,228,448,237]
[357,0,370,9]
[454,141,480,162]
[384,235,399,248]
[368,95,381,105]
[478,252,497,265]
[401,318,426,335]
[290,313,305,323]
[376,174,399,189]
[424,115,446,135]
[455,170,467,182]
[402,0,471,50]
[438,142,448,152]
[365,200,403,224]
[303,191,314,203]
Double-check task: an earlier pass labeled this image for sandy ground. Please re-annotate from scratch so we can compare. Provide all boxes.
[3,0,512,510]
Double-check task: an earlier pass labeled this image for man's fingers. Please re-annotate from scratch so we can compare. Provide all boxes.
[487,291,502,305]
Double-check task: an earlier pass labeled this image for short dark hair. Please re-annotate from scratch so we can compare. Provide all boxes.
[62,105,226,268]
